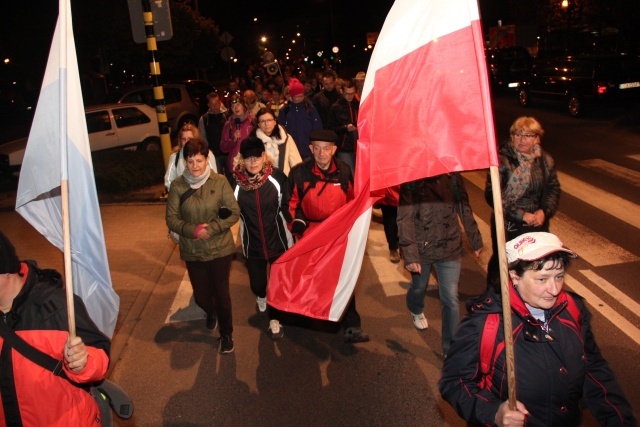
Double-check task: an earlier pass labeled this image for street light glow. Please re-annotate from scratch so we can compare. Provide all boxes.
[561,0,569,7]
[261,36,267,42]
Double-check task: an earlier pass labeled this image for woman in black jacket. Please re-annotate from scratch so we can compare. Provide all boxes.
[485,116,560,291]
[232,137,293,339]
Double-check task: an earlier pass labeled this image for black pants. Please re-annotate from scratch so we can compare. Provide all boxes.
[380,204,398,251]
[342,296,361,331]
[245,256,281,320]
[186,255,234,336]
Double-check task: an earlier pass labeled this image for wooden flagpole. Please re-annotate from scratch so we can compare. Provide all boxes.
[59,0,76,339]
[489,165,515,409]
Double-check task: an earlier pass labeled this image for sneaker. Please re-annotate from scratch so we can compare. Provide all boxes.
[256,296,268,316]
[205,314,217,331]
[344,327,370,343]
[268,319,284,340]
[389,249,401,264]
[411,312,429,330]
[219,335,234,354]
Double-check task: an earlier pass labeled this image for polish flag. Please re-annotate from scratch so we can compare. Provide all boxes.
[268,0,498,321]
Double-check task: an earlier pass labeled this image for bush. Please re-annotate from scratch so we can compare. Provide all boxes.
[93,150,165,194]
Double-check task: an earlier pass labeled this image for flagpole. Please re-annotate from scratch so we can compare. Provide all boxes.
[59,0,76,339]
[490,165,515,409]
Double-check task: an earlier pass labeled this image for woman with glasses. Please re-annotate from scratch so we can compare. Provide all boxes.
[231,137,293,339]
[220,99,254,181]
[254,108,302,176]
[164,123,218,191]
[485,116,561,291]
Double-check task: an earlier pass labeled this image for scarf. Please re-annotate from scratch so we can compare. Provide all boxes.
[233,161,273,191]
[183,164,211,189]
[256,125,286,167]
[503,142,542,206]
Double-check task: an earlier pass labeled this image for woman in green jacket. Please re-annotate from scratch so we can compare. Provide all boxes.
[166,138,240,354]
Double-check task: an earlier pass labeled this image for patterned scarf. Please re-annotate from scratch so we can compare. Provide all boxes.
[502,142,542,206]
[233,160,273,191]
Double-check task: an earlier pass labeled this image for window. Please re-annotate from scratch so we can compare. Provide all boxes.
[113,107,151,128]
[85,111,111,133]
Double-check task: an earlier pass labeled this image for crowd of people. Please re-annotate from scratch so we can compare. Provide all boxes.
[159,62,635,425]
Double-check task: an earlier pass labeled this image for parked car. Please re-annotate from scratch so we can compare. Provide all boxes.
[486,46,533,92]
[107,83,200,132]
[180,79,215,116]
[0,103,160,175]
[516,53,640,117]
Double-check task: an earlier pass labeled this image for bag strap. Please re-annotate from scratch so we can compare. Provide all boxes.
[478,313,500,390]
[179,188,197,206]
[0,320,68,380]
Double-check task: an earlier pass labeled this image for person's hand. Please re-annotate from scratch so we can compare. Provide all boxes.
[494,400,530,427]
[347,124,357,132]
[291,219,307,236]
[532,209,546,227]
[522,211,536,226]
[233,129,241,141]
[218,206,232,219]
[474,248,482,258]
[405,263,422,274]
[195,224,211,240]
[65,336,88,373]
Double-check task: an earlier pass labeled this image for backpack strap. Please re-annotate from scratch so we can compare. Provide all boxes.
[478,313,500,390]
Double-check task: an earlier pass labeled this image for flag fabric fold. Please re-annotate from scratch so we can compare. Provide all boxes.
[15,1,119,338]
[268,0,497,321]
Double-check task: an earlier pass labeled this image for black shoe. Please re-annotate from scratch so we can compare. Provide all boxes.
[219,335,234,354]
[206,314,217,331]
[344,327,370,343]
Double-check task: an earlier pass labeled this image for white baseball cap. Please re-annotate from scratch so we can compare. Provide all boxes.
[506,232,576,264]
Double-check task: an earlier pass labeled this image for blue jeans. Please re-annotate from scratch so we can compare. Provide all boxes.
[406,259,461,355]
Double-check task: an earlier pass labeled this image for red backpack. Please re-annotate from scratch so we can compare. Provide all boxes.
[477,293,582,391]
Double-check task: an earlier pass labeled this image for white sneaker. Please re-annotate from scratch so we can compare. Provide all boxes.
[411,312,429,330]
[268,319,284,339]
[256,296,267,315]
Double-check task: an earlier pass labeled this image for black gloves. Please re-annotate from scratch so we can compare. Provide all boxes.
[291,219,307,236]
[218,206,232,219]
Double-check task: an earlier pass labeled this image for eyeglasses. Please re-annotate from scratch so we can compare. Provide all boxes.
[343,91,356,96]
[259,119,275,125]
[243,156,262,164]
[514,133,538,140]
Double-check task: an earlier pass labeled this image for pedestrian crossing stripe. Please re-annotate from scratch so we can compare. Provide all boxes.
[575,159,640,188]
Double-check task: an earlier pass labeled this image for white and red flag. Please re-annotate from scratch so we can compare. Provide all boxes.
[268,0,498,321]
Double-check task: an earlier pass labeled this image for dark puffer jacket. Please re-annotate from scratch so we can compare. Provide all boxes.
[234,167,293,259]
[439,287,636,427]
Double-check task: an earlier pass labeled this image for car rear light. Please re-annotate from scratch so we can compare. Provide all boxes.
[595,82,608,95]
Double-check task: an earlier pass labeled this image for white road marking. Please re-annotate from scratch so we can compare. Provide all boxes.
[463,171,639,266]
[565,274,640,346]
[575,159,640,187]
[557,171,640,230]
[579,269,640,315]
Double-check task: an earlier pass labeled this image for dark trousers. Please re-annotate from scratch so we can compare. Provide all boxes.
[342,296,361,331]
[380,204,398,251]
[186,255,234,336]
[245,256,281,320]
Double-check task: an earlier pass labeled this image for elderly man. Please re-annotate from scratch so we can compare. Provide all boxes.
[243,89,267,117]
[283,129,369,343]
[0,231,110,426]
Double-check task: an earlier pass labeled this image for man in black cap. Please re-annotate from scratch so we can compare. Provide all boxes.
[282,129,369,343]
[0,231,111,425]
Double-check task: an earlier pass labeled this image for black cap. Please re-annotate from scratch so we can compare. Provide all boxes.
[0,231,20,274]
[309,129,338,144]
[239,136,265,159]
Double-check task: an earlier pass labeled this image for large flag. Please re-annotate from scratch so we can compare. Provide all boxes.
[15,0,119,338]
[268,0,498,321]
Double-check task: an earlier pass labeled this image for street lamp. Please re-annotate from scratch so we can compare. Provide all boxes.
[561,0,568,7]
